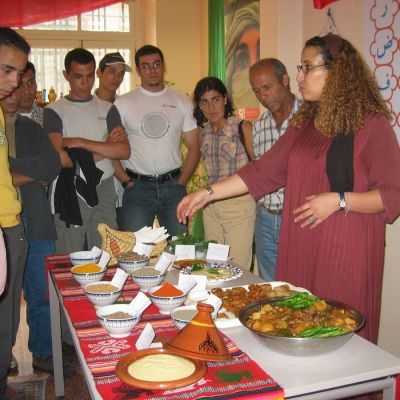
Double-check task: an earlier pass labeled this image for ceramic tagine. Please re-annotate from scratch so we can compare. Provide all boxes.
[165,303,231,361]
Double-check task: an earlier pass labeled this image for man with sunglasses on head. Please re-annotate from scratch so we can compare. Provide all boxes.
[249,58,301,282]
[95,52,131,227]
[114,45,200,235]
[95,52,131,104]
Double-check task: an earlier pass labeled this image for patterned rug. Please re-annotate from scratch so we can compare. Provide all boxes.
[6,375,47,400]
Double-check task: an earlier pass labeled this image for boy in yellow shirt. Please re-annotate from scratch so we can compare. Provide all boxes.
[0,27,30,397]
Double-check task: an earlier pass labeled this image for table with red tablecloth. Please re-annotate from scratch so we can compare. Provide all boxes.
[46,254,284,400]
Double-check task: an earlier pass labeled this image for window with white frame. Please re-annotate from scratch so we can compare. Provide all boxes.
[16,1,134,100]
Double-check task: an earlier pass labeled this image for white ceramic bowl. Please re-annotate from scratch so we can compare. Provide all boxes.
[71,265,106,286]
[83,281,122,307]
[171,305,198,330]
[117,257,149,274]
[69,251,101,266]
[96,304,141,338]
[131,269,166,293]
[148,285,188,314]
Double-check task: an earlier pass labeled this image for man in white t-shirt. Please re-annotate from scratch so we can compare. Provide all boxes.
[44,48,130,253]
[114,45,200,235]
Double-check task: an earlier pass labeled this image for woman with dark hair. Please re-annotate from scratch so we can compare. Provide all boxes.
[179,36,400,343]
[193,77,255,270]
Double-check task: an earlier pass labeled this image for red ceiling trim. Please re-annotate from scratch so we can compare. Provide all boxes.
[0,0,122,28]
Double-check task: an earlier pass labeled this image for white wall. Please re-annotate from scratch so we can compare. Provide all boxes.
[134,0,208,94]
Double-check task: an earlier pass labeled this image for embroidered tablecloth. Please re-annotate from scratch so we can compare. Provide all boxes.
[46,254,284,400]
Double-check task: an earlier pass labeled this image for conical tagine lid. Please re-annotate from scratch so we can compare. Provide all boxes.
[165,303,231,361]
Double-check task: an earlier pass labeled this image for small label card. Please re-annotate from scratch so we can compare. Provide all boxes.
[206,243,230,261]
[154,252,177,275]
[177,274,197,294]
[206,293,223,319]
[175,245,195,261]
[136,323,155,350]
[133,242,154,257]
[111,268,129,289]
[178,273,207,292]
[89,246,102,258]
[127,292,152,316]
[98,251,111,270]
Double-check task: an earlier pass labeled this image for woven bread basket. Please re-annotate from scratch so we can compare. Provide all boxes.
[98,223,167,265]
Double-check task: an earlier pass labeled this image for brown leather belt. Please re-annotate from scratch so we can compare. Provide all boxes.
[266,208,283,215]
[126,168,181,184]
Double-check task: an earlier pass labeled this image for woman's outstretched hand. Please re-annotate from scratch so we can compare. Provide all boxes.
[177,189,210,224]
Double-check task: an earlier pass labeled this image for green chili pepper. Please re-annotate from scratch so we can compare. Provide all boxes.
[300,326,345,338]
[276,292,320,309]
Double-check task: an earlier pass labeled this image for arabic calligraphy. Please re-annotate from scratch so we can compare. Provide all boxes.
[377,35,393,58]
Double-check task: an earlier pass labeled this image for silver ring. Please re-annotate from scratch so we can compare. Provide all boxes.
[309,216,318,224]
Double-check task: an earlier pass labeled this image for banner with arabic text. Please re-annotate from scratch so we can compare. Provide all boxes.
[365,0,400,141]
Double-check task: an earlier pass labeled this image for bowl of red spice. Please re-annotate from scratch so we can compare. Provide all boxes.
[148,283,188,314]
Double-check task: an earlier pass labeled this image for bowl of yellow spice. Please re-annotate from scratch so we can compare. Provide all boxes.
[71,263,106,286]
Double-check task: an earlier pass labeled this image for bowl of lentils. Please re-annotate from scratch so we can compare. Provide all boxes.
[117,251,149,274]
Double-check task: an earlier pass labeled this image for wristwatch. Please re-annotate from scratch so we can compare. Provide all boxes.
[338,192,347,211]
[122,179,133,188]
[205,185,214,196]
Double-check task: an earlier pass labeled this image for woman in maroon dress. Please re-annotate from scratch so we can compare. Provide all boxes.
[177,34,400,343]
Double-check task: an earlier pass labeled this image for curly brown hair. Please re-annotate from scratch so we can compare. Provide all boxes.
[291,35,390,136]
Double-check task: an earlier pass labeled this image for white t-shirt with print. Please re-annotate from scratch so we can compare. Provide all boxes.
[115,86,197,175]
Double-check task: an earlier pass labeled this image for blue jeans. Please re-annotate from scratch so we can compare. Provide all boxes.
[120,177,187,236]
[22,231,54,358]
[254,205,281,282]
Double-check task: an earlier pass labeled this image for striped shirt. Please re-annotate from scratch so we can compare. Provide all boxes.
[18,102,43,127]
[201,116,249,184]
[252,97,301,211]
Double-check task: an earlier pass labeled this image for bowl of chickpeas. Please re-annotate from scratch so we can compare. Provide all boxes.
[238,295,364,356]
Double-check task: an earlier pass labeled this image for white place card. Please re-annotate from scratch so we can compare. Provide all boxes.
[154,252,177,275]
[206,293,223,319]
[110,268,128,289]
[98,251,111,270]
[178,272,207,292]
[135,323,155,350]
[133,242,154,258]
[89,246,102,258]
[206,243,230,261]
[127,292,152,316]
[177,274,197,294]
[149,342,163,348]
[187,289,209,304]
[175,245,195,261]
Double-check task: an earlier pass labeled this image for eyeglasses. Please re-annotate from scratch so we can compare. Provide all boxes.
[296,63,329,74]
[141,61,162,71]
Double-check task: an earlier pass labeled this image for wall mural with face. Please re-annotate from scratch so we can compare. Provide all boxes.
[225,0,260,120]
